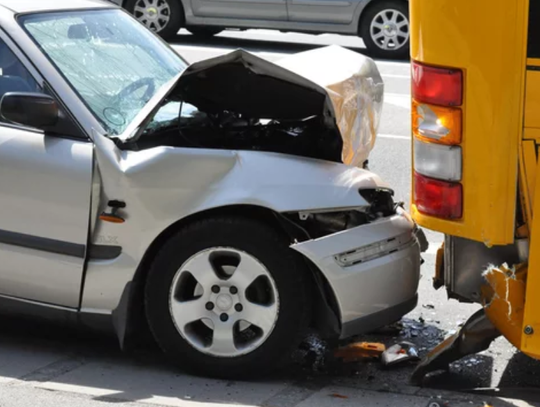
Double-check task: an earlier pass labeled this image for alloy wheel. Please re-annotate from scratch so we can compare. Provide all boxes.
[169,247,280,358]
[370,9,410,51]
[133,0,171,32]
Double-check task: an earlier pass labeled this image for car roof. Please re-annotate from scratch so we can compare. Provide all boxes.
[0,0,113,14]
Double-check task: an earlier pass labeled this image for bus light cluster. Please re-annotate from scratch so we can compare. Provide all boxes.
[412,61,464,220]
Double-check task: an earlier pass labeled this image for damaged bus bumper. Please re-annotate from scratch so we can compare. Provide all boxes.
[291,208,425,339]
[412,236,529,384]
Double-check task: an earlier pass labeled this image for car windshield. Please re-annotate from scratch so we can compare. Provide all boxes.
[20,9,186,135]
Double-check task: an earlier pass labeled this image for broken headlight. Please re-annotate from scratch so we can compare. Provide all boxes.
[288,210,369,239]
[359,188,396,218]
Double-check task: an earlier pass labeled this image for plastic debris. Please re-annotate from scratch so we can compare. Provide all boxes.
[381,341,421,367]
[423,304,435,309]
[334,342,386,362]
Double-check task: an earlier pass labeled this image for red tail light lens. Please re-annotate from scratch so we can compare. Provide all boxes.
[414,172,462,219]
[412,62,463,107]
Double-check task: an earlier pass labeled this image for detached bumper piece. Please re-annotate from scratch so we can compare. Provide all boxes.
[382,341,420,367]
[410,309,500,385]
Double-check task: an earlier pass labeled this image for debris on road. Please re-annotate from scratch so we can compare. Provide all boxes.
[296,334,328,371]
[400,319,443,342]
[334,342,386,362]
[381,342,420,367]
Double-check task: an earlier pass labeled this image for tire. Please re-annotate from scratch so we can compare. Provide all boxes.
[187,27,224,38]
[360,0,410,60]
[145,216,312,379]
[126,0,184,40]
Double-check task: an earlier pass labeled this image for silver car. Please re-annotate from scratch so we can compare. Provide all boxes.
[110,0,410,59]
[0,0,422,378]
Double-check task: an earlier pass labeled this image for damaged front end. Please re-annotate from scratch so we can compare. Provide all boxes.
[283,188,396,240]
[116,46,383,168]
[412,236,529,384]
[285,188,425,340]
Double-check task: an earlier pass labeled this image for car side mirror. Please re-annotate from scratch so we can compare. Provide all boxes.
[1,92,59,129]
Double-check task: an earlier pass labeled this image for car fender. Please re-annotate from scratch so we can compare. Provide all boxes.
[81,133,390,323]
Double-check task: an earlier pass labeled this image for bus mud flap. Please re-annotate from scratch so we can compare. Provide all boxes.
[410,309,500,385]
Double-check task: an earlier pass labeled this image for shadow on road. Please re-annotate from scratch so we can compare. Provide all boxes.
[0,315,536,406]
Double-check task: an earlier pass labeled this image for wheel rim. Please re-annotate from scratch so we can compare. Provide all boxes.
[169,247,280,358]
[133,0,171,32]
[369,9,409,51]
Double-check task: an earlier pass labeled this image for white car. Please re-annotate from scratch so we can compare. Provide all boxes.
[0,0,423,378]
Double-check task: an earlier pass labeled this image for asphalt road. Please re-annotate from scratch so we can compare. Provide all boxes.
[0,30,538,407]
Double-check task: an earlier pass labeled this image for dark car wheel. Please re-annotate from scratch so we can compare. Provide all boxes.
[360,0,410,60]
[126,0,184,40]
[145,216,312,379]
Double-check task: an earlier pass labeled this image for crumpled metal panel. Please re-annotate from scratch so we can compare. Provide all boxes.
[83,131,390,313]
[482,263,526,349]
[277,45,384,167]
[444,235,520,303]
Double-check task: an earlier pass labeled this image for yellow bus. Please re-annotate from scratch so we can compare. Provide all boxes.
[409,0,540,383]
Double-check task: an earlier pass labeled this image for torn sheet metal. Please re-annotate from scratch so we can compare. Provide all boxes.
[276,45,384,167]
[443,236,521,303]
[481,263,527,349]
[411,309,500,384]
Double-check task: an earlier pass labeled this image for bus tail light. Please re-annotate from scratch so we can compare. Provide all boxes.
[412,61,464,220]
[412,101,462,145]
[414,172,463,219]
[412,62,463,106]
[414,139,462,182]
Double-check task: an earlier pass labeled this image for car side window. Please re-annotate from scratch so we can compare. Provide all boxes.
[0,39,42,124]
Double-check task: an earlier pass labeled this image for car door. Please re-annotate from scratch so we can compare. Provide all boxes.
[0,35,93,308]
[189,0,287,21]
[287,0,360,24]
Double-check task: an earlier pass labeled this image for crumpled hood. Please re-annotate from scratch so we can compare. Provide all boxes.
[175,49,337,124]
[170,46,384,167]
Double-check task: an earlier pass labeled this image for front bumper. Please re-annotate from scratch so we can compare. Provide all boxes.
[291,209,423,339]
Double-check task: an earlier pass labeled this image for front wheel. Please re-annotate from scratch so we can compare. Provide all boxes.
[126,0,184,39]
[145,217,312,379]
[360,0,410,60]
